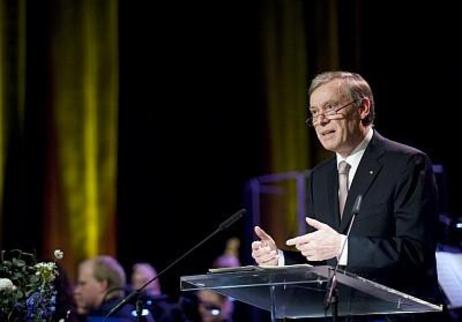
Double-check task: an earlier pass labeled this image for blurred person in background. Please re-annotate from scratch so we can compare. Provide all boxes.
[196,238,241,322]
[53,263,81,321]
[130,262,186,322]
[74,255,137,321]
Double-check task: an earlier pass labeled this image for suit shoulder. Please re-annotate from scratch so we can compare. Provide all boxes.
[375,136,434,173]
[310,156,336,174]
[378,135,429,160]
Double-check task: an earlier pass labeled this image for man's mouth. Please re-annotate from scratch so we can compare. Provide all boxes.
[320,129,336,137]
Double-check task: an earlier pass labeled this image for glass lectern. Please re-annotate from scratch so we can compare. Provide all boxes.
[181,264,442,321]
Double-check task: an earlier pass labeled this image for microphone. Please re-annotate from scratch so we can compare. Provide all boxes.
[324,195,362,311]
[219,209,246,230]
[104,208,246,321]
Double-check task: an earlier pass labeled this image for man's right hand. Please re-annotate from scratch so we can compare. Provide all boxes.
[251,226,278,266]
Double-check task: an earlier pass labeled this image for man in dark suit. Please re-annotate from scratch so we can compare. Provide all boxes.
[74,256,154,321]
[251,71,441,321]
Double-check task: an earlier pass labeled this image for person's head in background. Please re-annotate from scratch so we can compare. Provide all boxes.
[74,255,126,314]
[197,290,233,322]
[212,237,240,269]
[197,237,240,322]
[131,262,161,297]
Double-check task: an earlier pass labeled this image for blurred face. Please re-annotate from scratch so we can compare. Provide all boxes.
[74,261,107,313]
[131,269,160,295]
[197,290,232,322]
[131,271,149,290]
[309,80,370,157]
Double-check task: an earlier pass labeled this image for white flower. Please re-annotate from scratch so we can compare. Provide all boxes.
[0,278,15,290]
[34,262,58,283]
[53,249,64,260]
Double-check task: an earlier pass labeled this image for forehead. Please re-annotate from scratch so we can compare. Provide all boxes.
[132,271,152,281]
[78,261,95,280]
[198,290,224,303]
[309,80,348,108]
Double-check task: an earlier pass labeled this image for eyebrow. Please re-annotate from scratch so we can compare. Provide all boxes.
[309,101,336,111]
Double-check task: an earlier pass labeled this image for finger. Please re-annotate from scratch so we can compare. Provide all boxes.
[302,252,314,259]
[260,256,277,265]
[258,252,278,265]
[295,242,312,254]
[254,226,273,242]
[304,254,315,261]
[252,246,271,258]
[251,241,263,250]
[293,244,314,260]
[286,237,300,246]
[286,233,312,246]
[253,250,276,264]
[252,242,274,256]
[305,217,328,230]
[258,250,278,263]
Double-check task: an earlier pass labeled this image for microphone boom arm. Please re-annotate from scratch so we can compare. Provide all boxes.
[324,195,362,312]
[104,208,246,320]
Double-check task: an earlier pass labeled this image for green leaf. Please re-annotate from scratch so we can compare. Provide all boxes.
[12,258,26,267]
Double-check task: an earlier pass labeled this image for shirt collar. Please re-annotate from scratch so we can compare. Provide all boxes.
[336,127,373,169]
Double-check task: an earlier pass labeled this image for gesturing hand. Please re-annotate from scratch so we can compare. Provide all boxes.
[286,218,342,262]
[251,226,278,266]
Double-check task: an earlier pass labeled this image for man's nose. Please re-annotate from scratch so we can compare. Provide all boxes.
[318,113,330,125]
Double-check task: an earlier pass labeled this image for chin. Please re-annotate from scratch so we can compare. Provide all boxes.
[320,141,336,152]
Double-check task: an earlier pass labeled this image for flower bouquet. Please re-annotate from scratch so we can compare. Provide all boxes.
[0,249,62,322]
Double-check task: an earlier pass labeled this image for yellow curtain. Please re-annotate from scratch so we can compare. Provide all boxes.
[43,0,118,277]
[260,0,341,243]
[260,0,309,244]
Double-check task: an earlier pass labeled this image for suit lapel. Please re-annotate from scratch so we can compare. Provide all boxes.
[326,161,341,230]
[339,132,385,233]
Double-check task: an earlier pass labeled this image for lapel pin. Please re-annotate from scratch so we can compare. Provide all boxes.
[369,170,374,175]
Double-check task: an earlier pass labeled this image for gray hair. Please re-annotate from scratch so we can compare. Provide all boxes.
[91,256,126,300]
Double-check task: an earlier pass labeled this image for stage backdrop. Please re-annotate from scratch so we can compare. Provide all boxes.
[0,0,118,279]
[43,0,119,277]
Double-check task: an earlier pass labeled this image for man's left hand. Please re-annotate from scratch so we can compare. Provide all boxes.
[286,217,342,261]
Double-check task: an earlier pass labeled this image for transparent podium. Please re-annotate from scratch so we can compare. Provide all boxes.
[181,264,442,321]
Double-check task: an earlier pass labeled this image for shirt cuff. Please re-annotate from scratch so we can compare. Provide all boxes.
[338,235,348,266]
[277,249,285,266]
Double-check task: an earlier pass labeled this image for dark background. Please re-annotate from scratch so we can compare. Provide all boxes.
[3,0,461,300]
[118,1,462,297]
[117,0,265,296]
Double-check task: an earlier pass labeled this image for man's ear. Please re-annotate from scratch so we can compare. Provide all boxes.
[358,97,371,121]
[97,279,109,294]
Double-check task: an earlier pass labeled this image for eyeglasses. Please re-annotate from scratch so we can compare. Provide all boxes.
[305,100,357,127]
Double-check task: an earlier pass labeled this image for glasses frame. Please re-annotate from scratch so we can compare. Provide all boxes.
[305,100,358,127]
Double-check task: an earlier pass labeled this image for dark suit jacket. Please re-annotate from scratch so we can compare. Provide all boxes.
[285,130,440,302]
[86,297,153,322]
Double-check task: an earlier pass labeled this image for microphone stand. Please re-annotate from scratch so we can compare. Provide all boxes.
[103,208,247,321]
[324,195,362,322]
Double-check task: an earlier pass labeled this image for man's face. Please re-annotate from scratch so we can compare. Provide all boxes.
[131,270,149,290]
[309,80,365,156]
[131,268,160,295]
[74,261,107,313]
